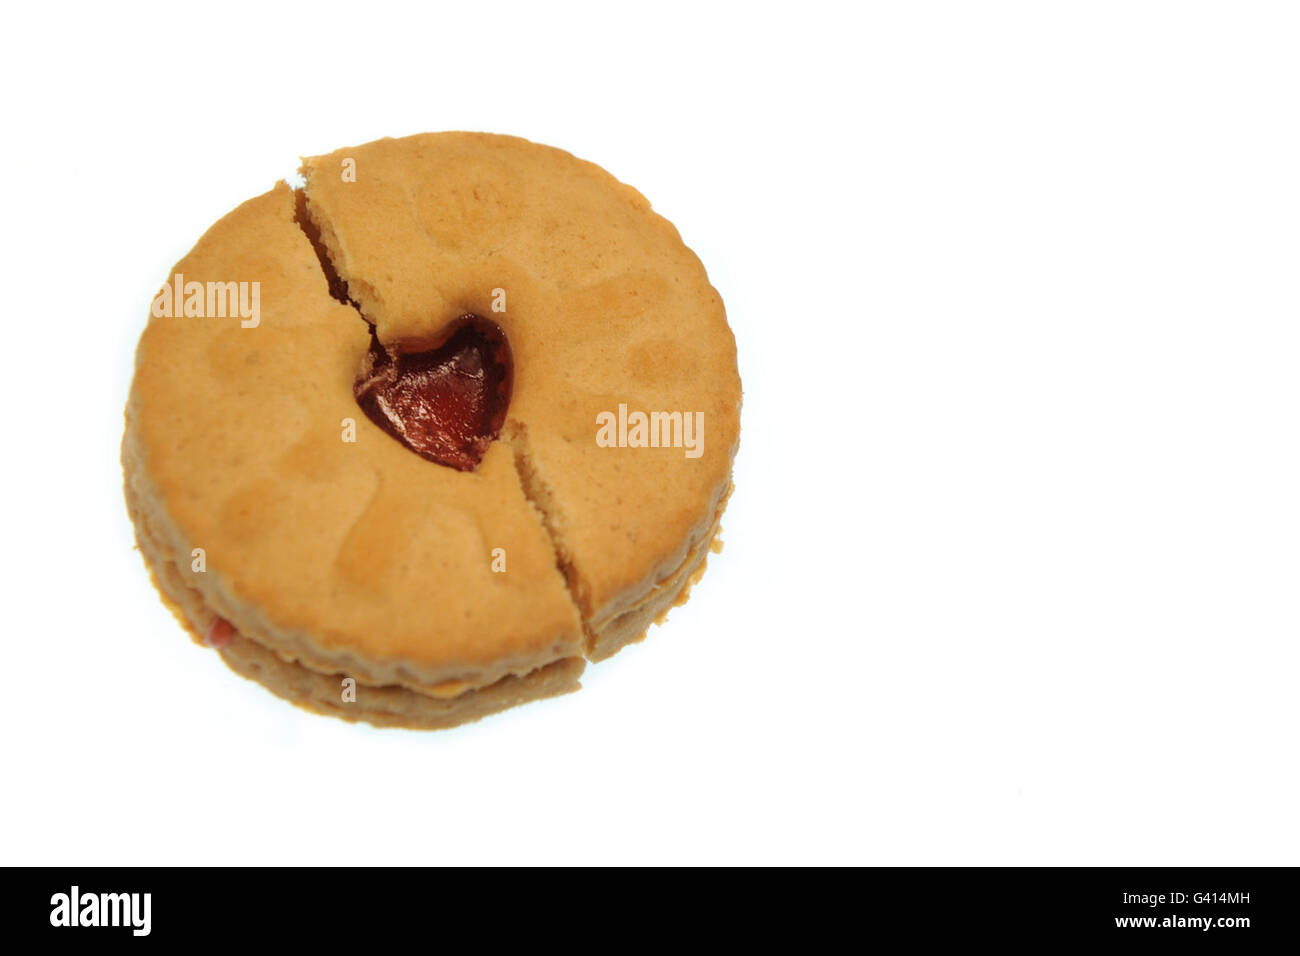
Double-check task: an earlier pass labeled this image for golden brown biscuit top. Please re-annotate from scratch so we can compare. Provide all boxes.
[128,132,740,690]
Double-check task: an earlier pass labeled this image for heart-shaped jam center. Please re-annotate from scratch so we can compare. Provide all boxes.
[354,315,513,471]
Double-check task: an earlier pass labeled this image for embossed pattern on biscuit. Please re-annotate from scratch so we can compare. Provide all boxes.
[125,133,741,728]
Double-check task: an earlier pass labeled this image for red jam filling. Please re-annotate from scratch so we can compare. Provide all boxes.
[354,316,513,472]
[206,616,234,648]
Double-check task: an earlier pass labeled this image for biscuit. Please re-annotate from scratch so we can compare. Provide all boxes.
[123,132,741,729]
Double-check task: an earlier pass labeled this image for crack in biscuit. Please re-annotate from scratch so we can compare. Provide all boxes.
[289,188,596,636]
[500,420,597,652]
[293,188,354,306]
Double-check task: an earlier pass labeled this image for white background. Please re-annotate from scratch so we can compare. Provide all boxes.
[2,2,1297,865]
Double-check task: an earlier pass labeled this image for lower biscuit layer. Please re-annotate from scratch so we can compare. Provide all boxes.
[586,488,729,661]
[220,635,584,730]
